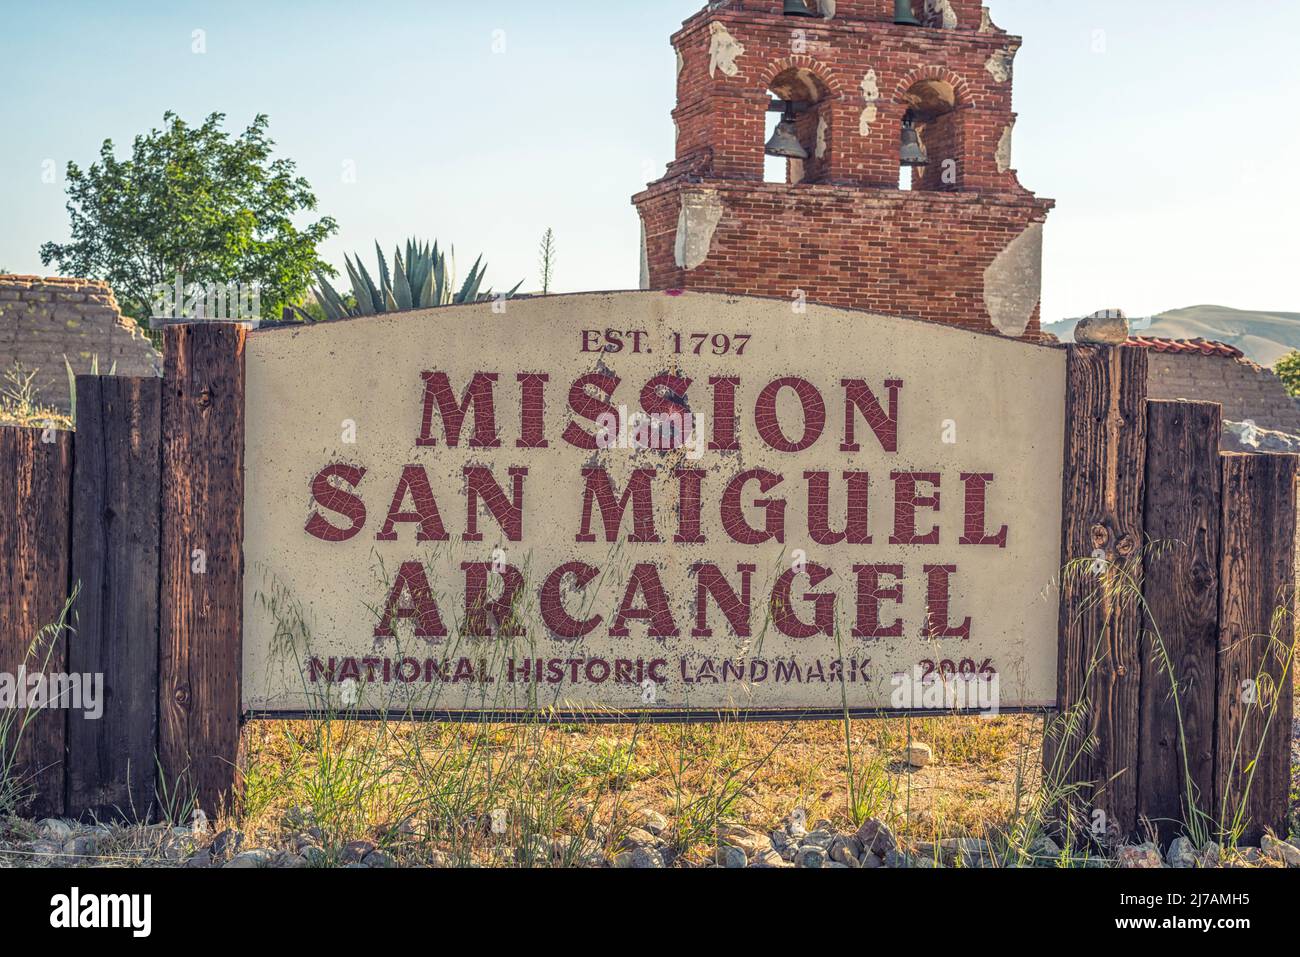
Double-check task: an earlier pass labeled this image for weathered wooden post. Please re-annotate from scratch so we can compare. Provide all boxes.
[1216,451,1296,844]
[66,375,163,820]
[1137,400,1222,843]
[1050,343,1148,841]
[0,425,73,818]
[159,324,246,818]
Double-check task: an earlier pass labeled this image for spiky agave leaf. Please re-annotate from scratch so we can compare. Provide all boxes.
[392,248,414,311]
[314,270,350,321]
[456,255,485,304]
[344,255,375,316]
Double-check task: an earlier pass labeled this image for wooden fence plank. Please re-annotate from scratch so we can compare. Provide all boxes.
[1216,451,1297,844]
[1049,344,1148,843]
[67,376,162,821]
[1137,400,1222,844]
[159,324,246,818]
[0,425,72,817]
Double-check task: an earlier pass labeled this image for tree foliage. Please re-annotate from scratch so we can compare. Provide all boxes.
[1274,350,1300,398]
[40,111,337,321]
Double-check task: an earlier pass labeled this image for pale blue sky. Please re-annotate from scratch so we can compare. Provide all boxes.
[1,1,1295,321]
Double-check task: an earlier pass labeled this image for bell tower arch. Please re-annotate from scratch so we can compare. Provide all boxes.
[633,0,1054,338]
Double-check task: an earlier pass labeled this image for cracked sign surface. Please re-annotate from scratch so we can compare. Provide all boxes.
[242,292,1065,716]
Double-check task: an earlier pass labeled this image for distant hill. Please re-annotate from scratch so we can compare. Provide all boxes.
[1044,306,1300,368]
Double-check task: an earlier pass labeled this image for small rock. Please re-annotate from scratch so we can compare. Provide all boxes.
[860,852,883,869]
[1262,835,1300,868]
[276,852,309,868]
[715,845,747,869]
[637,809,669,837]
[363,849,396,868]
[829,835,863,866]
[1117,843,1165,869]
[225,848,275,869]
[750,849,789,868]
[943,837,992,868]
[855,819,897,858]
[906,743,933,769]
[183,849,212,869]
[516,836,555,866]
[37,819,74,841]
[558,837,606,868]
[717,823,770,856]
[209,828,243,862]
[340,840,376,864]
[64,834,101,861]
[794,846,827,869]
[786,809,809,839]
[1197,842,1222,868]
[612,847,664,869]
[1074,309,1130,346]
[619,827,658,850]
[801,829,835,850]
[1028,834,1061,861]
[426,850,451,868]
[302,845,329,866]
[1166,836,1198,869]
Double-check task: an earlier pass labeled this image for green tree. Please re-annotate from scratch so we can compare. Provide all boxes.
[1275,350,1300,398]
[40,111,337,321]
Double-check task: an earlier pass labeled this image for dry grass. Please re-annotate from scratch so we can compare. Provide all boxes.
[0,363,70,430]
[230,711,1048,865]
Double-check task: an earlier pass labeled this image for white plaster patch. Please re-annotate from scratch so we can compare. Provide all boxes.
[639,220,650,290]
[995,120,1015,173]
[985,48,1014,83]
[815,114,828,159]
[677,49,684,77]
[979,7,996,32]
[820,0,836,18]
[859,69,880,136]
[674,190,724,271]
[925,0,958,29]
[983,222,1043,337]
[708,23,745,78]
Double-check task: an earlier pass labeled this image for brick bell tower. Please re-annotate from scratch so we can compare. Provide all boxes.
[632,0,1054,337]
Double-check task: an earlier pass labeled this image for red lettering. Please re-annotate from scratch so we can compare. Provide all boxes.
[755,377,826,453]
[374,561,447,640]
[890,472,941,546]
[416,371,501,448]
[305,463,367,542]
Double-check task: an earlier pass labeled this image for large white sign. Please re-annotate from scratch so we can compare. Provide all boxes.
[242,292,1065,716]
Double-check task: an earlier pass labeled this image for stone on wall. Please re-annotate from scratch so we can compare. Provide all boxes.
[0,275,161,412]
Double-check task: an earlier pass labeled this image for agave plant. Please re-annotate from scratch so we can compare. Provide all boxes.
[309,238,521,321]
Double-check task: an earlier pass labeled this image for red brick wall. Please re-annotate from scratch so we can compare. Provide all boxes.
[635,181,1049,333]
[637,2,1052,336]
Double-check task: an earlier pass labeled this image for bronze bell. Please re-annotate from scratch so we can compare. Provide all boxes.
[894,0,922,26]
[900,116,927,166]
[765,106,809,160]
[784,0,819,17]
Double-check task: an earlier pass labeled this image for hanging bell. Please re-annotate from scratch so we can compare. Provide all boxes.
[899,116,927,166]
[894,0,922,26]
[784,0,819,17]
[765,107,809,160]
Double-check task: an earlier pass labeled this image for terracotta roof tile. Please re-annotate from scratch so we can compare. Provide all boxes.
[1124,336,1244,359]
